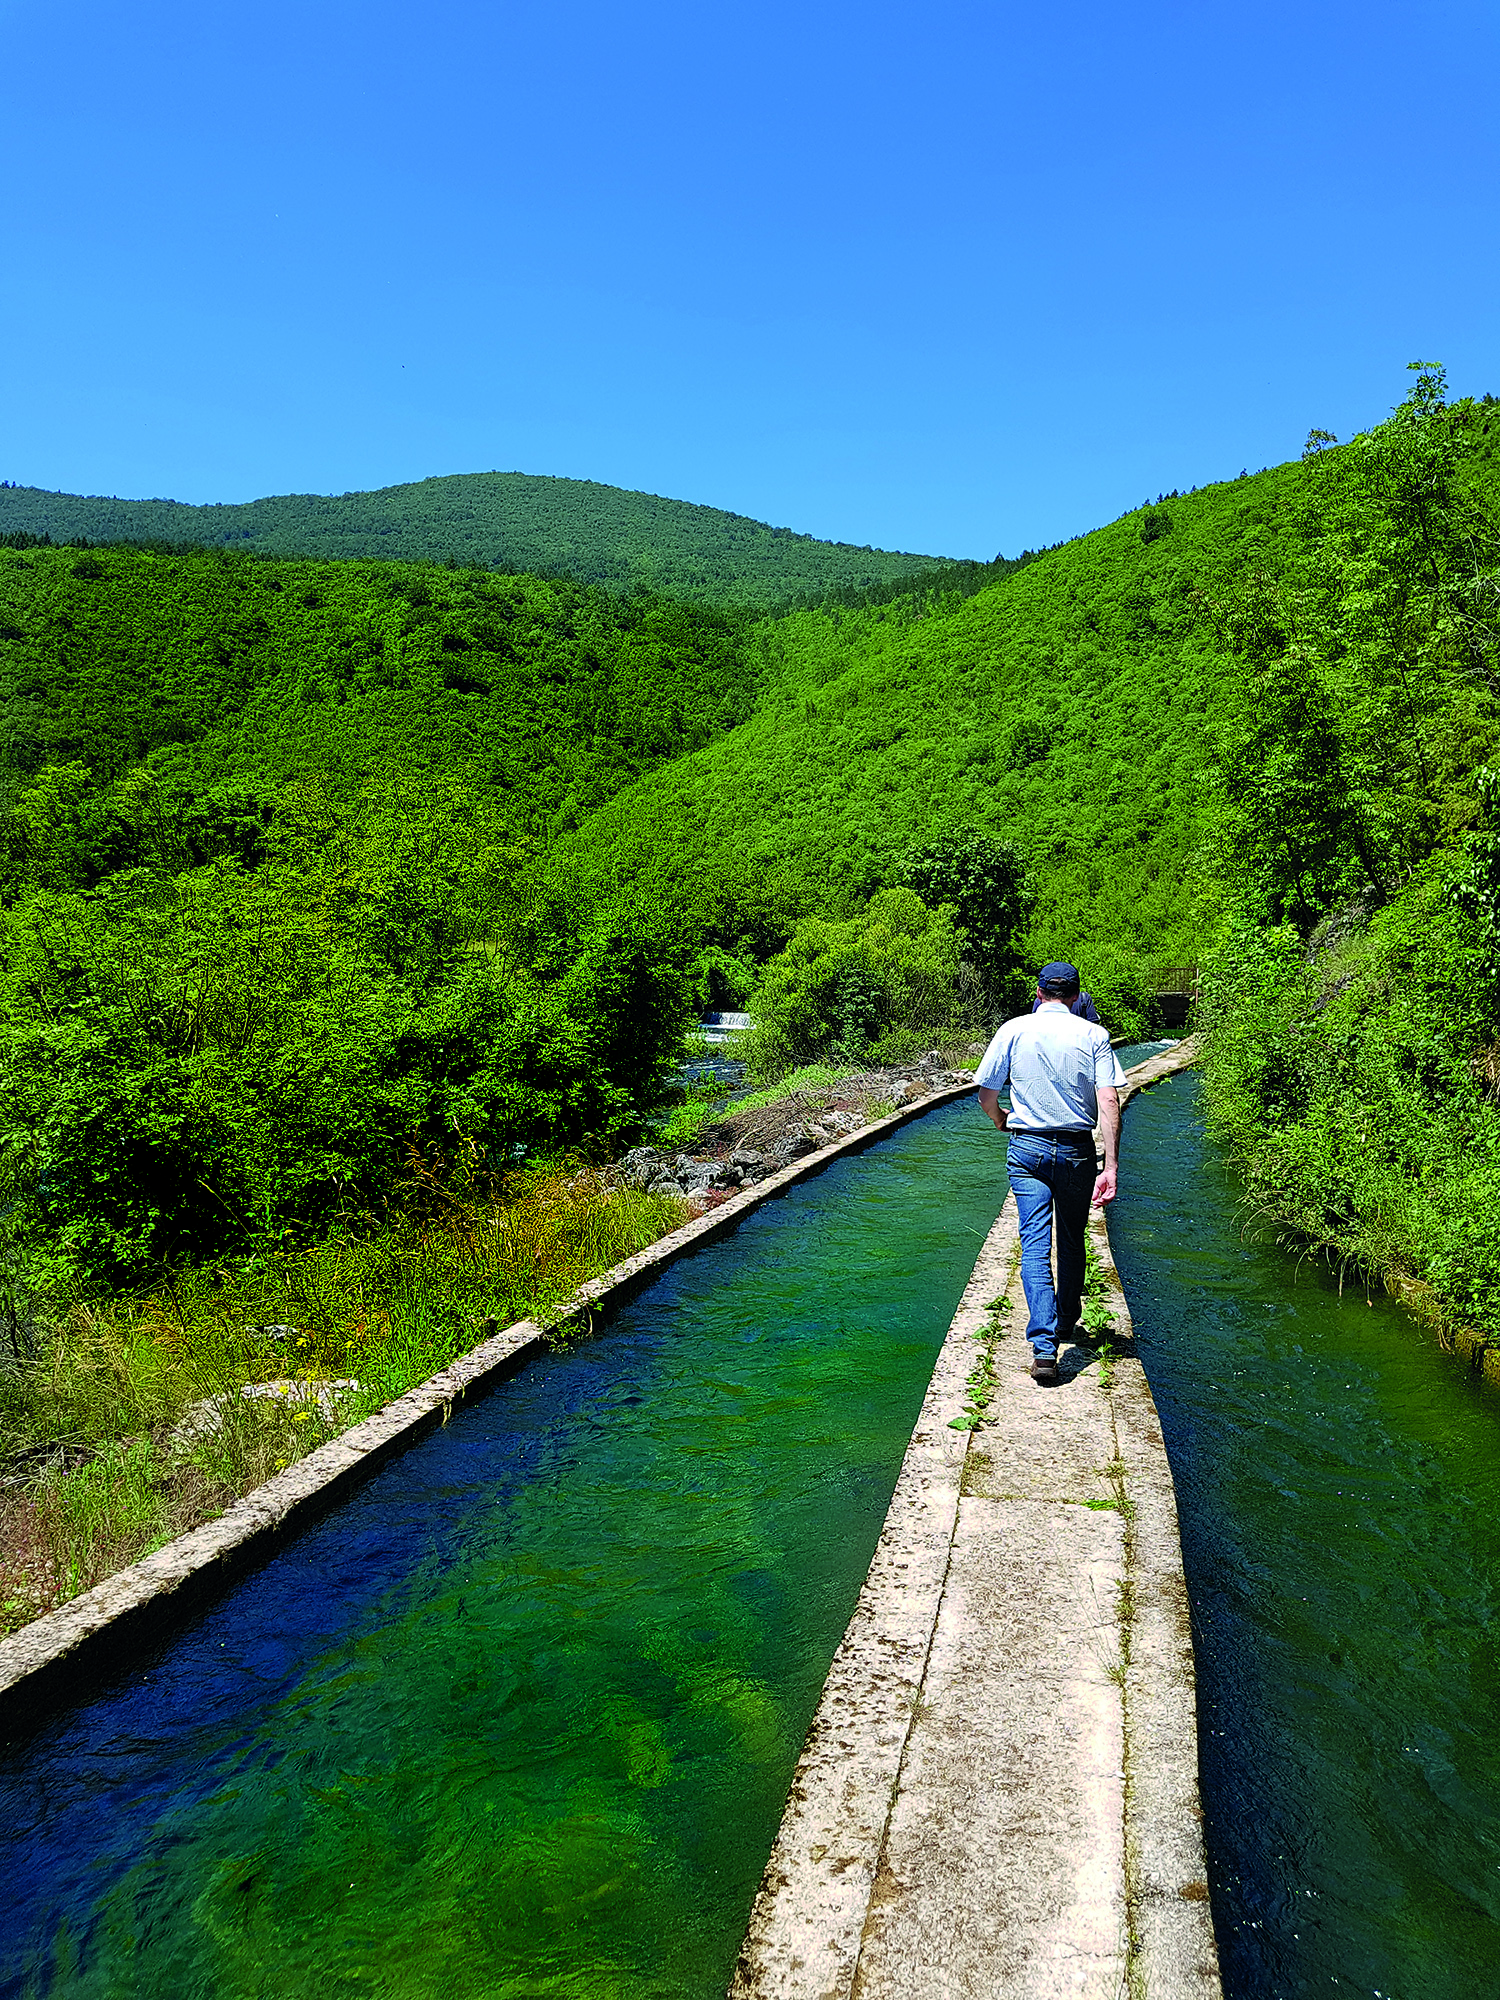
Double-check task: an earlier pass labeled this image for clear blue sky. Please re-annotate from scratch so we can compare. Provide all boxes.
[3,0,1496,559]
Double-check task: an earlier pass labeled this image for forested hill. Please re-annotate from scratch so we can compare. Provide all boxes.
[547,468,1290,972]
[551,394,1500,988]
[0,547,756,836]
[0,472,955,610]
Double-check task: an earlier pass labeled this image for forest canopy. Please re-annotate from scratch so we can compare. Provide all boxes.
[0,547,756,839]
[0,471,957,611]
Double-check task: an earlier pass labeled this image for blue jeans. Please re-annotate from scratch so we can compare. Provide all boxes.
[1006,1132,1097,1360]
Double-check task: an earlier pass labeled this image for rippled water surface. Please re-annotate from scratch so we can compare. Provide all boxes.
[0,1100,1014,2000]
[16,1049,1479,2000]
[1112,1074,1500,1999]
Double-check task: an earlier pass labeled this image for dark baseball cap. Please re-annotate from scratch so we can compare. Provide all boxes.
[1038,960,1082,991]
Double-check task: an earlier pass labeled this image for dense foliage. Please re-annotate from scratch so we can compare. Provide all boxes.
[8,374,1500,1345]
[0,473,953,611]
[548,458,1308,1000]
[0,546,757,853]
[0,785,697,1289]
[896,831,1032,1006]
[733,888,978,1075]
[1198,371,1500,1336]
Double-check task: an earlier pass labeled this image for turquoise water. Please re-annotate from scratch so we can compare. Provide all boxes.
[18,1052,1489,2000]
[1111,1075,1500,1997]
[0,1098,1013,2000]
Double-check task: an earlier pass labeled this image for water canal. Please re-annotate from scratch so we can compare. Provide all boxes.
[1112,1073,1500,1998]
[6,1051,1498,1998]
[0,1090,1029,2000]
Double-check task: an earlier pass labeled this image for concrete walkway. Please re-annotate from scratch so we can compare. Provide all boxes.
[731,1041,1219,1999]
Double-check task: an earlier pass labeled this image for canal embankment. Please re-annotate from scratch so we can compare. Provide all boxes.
[732,1040,1219,2000]
[0,1039,1213,2000]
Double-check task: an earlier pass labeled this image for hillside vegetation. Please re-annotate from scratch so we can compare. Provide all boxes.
[548,464,1296,994]
[0,549,766,1306]
[3,372,1499,1334]
[1196,371,1500,1343]
[0,547,754,838]
[0,472,954,610]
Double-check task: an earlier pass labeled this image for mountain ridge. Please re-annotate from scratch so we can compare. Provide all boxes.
[0,470,956,610]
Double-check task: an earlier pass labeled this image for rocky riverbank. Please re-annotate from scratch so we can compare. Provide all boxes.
[616,1050,978,1205]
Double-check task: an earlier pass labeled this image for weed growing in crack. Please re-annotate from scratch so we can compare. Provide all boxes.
[1087,1457,1136,1520]
[1091,1458,1138,1688]
[1081,1240,1117,1344]
[949,1346,997,1430]
[949,1289,1012,1429]
[983,1293,1012,1332]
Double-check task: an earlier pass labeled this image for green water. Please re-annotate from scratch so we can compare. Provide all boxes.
[1,1098,1014,1999]
[23,1048,1494,1999]
[1111,1075,1500,1997]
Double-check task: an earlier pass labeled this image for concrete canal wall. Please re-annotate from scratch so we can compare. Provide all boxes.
[731,1040,1221,2000]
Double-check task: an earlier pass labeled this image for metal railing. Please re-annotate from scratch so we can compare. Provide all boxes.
[1150,966,1199,997]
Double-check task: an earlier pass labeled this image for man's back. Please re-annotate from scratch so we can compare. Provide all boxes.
[973,1005,1123,1132]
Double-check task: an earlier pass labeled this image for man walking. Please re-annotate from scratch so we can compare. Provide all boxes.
[974,962,1127,1385]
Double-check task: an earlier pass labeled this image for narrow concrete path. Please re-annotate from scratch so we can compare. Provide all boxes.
[731,1040,1219,2000]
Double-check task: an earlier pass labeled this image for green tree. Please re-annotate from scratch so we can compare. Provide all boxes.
[896,831,1031,1002]
[739,888,975,1074]
[1208,576,1381,928]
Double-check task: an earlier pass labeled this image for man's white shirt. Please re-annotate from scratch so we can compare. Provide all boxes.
[973,1003,1127,1132]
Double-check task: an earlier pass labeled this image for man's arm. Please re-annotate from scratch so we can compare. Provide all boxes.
[977,1086,1009,1131]
[1093,1087,1120,1203]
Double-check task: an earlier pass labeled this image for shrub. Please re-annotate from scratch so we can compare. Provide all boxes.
[737,888,980,1077]
[1073,948,1157,1042]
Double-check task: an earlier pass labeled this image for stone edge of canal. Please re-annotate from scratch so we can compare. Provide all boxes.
[730,1039,1223,2000]
[0,1079,977,1736]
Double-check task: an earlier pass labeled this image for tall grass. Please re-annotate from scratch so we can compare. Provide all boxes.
[0,1166,689,1636]
[653,1061,861,1151]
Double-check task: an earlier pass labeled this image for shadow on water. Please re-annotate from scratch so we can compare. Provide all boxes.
[1111,1073,1500,1999]
[0,1098,1014,2000]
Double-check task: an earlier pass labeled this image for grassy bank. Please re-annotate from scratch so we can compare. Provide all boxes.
[1193,375,1500,1353]
[1198,889,1500,1349]
[0,1167,689,1638]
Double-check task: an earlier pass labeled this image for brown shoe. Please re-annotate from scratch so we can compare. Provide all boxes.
[1030,1353,1060,1385]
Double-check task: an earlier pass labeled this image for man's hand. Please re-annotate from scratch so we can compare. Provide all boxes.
[977,1086,1009,1131]
[1091,1166,1117,1206]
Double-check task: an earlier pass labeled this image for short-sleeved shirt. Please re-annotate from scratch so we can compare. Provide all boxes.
[973,1003,1127,1132]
